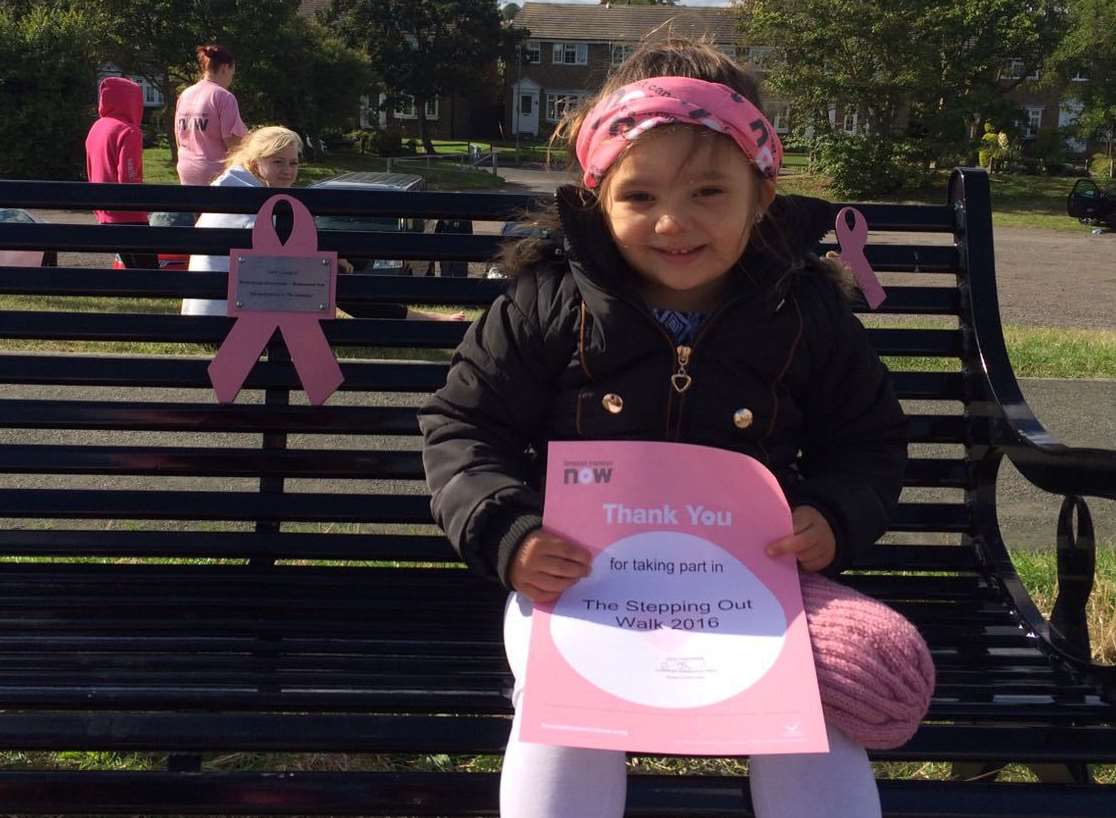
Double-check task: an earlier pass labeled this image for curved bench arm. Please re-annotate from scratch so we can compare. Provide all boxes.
[950,168,1115,697]
[976,455,1114,699]
[949,168,1116,502]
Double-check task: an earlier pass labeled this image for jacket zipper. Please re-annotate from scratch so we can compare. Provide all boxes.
[660,297,746,440]
[598,287,752,441]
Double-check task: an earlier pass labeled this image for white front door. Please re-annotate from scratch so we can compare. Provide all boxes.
[514,83,539,137]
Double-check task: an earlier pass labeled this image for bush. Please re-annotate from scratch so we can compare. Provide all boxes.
[0,5,99,179]
[1090,152,1114,180]
[814,133,912,197]
[343,127,407,156]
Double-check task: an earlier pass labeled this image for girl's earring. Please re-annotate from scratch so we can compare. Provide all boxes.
[754,211,765,225]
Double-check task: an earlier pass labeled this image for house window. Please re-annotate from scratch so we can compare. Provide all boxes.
[1001,59,1024,80]
[520,94,532,115]
[546,92,585,123]
[524,41,540,64]
[1000,59,1039,81]
[842,109,859,134]
[769,102,791,134]
[552,42,588,65]
[394,95,439,120]
[1071,70,1089,82]
[611,43,635,66]
[1024,106,1043,138]
[141,81,159,105]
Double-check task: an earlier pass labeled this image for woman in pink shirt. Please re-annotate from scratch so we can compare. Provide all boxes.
[174,44,248,187]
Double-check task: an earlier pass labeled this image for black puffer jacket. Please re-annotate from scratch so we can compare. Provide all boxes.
[420,187,908,586]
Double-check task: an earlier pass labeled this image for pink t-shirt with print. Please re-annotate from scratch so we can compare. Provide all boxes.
[174,79,248,186]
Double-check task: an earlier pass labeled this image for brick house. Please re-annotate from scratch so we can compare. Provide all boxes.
[999,58,1095,156]
[506,2,791,141]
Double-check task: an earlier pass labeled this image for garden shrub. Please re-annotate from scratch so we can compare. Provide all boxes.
[0,5,98,179]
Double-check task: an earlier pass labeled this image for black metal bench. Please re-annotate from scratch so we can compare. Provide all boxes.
[0,167,1111,816]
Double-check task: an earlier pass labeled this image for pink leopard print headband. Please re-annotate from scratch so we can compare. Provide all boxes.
[575,77,783,189]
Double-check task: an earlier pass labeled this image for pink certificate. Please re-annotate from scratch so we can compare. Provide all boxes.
[520,440,827,755]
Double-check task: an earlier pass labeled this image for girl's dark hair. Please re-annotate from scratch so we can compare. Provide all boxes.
[196,44,235,75]
[497,36,779,277]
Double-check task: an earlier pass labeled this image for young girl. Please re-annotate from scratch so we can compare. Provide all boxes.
[182,125,464,321]
[420,38,933,818]
[181,126,304,317]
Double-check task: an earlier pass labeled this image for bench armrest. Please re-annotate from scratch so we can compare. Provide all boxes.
[991,399,1116,502]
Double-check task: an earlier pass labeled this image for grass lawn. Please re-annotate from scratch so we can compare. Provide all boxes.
[145,142,1090,230]
[143,145,505,191]
[778,169,1090,233]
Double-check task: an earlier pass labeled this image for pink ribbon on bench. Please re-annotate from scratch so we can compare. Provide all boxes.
[834,207,886,310]
[207,194,344,405]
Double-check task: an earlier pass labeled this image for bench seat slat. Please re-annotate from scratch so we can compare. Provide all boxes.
[0,444,427,480]
[0,314,968,359]
[0,400,424,435]
[0,404,967,445]
[0,490,974,533]
[853,545,977,571]
[0,355,451,391]
[0,712,1110,759]
[0,266,964,316]
[0,356,965,401]
[0,312,467,349]
[817,242,959,272]
[0,447,970,487]
[0,530,457,561]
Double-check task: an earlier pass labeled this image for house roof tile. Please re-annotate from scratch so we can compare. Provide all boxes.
[513,2,738,44]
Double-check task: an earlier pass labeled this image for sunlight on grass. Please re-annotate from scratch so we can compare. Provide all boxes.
[143,145,504,190]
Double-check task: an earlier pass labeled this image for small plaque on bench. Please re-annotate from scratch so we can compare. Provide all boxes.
[234,255,332,313]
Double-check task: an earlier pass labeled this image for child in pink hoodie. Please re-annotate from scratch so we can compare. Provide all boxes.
[85,76,156,269]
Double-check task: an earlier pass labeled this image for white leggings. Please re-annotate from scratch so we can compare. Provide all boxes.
[500,593,882,818]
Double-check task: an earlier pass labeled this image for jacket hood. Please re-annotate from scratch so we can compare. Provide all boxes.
[552,185,855,309]
[212,166,263,188]
[97,76,143,126]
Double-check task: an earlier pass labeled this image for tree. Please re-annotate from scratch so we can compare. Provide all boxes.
[1045,0,1116,177]
[739,0,1065,193]
[501,3,520,20]
[326,0,504,154]
[96,0,299,161]
[0,2,101,179]
[96,1,369,161]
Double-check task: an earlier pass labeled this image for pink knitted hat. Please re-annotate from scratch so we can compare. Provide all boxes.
[800,571,936,750]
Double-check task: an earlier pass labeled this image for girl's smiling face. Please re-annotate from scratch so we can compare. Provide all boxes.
[253,144,300,188]
[601,127,775,312]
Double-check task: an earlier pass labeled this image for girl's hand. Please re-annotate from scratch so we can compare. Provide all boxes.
[510,529,593,604]
[766,506,836,572]
[338,258,354,274]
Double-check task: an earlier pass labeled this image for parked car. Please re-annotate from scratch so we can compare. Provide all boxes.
[111,211,194,271]
[309,172,433,276]
[0,208,57,266]
[1067,178,1116,231]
